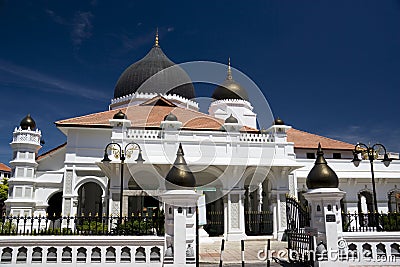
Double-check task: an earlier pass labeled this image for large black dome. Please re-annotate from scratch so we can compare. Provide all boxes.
[114,42,195,100]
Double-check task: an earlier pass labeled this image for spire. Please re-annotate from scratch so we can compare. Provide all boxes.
[165,143,196,189]
[227,57,232,80]
[154,28,159,47]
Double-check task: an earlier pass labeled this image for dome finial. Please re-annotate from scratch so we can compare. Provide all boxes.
[155,27,159,47]
[227,57,232,80]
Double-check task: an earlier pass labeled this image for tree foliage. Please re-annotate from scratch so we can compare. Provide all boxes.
[0,178,9,203]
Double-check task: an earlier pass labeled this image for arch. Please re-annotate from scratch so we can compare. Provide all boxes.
[47,247,57,263]
[376,243,386,257]
[1,247,12,263]
[150,247,161,262]
[32,247,42,263]
[135,247,146,263]
[17,247,27,263]
[362,243,372,258]
[391,243,400,258]
[105,247,116,262]
[388,188,400,212]
[47,191,63,229]
[77,247,87,263]
[77,182,103,216]
[62,247,72,263]
[121,247,131,263]
[358,190,374,213]
[74,176,106,197]
[91,247,101,263]
[348,243,357,259]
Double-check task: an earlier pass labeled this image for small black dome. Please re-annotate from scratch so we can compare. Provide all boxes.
[306,143,339,189]
[212,59,249,101]
[114,42,195,100]
[113,110,127,120]
[225,114,238,124]
[165,143,196,189]
[20,114,36,130]
[274,117,285,125]
[164,112,178,121]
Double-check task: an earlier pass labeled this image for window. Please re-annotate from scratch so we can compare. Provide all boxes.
[26,169,33,178]
[333,153,342,159]
[306,153,315,159]
[25,187,32,198]
[16,167,24,177]
[15,187,23,198]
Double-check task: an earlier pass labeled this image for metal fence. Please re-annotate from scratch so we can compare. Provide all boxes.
[342,212,400,232]
[245,210,273,235]
[0,213,165,236]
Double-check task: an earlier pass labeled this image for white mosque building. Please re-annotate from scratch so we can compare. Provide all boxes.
[5,35,400,240]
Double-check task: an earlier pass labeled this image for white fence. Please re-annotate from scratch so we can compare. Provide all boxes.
[0,236,164,266]
[340,232,400,265]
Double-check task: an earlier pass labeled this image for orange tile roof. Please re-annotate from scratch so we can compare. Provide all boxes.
[287,128,354,150]
[37,143,67,161]
[0,163,11,172]
[56,104,258,132]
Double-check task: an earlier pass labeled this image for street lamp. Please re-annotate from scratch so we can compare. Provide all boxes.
[351,143,392,228]
[102,142,145,221]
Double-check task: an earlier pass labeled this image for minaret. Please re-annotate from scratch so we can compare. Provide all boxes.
[209,58,257,129]
[5,114,42,216]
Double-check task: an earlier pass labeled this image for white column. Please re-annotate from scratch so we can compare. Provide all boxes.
[224,189,246,241]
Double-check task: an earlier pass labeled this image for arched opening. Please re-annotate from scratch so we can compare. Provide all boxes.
[358,190,374,227]
[204,189,224,236]
[47,192,62,219]
[77,182,103,216]
[388,190,400,213]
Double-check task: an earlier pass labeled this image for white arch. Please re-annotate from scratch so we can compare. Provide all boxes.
[74,176,107,197]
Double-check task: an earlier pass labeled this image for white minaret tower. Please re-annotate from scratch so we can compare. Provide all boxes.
[209,58,257,129]
[5,114,42,216]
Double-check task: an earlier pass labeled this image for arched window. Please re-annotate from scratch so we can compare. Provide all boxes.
[1,247,12,263]
[150,247,160,262]
[32,247,42,263]
[47,247,57,263]
[106,247,116,262]
[62,247,72,263]
[91,247,101,263]
[388,190,400,212]
[77,247,87,263]
[362,243,372,259]
[391,243,400,259]
[135,247,146,263]
[17,247,27,263]
[121,247,131,263]
[376,243,386,258]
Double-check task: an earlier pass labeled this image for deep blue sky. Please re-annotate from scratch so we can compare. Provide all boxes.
[0,1,400,164]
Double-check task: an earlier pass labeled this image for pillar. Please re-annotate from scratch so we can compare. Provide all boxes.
[160,190,200,266]
[223,189,246,241]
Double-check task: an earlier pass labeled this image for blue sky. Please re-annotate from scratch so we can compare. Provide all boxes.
[0,1,400,164]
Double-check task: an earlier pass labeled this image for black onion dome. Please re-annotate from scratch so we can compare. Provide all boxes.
[306,143,339,189]
[114,43,195,100]
[165,143,196,189]
[212,59,249,101]
[113,110,126,120]
[274,117,285,125]
[225,114,238,124]
[164,112,178,121]
[20,114,36,130]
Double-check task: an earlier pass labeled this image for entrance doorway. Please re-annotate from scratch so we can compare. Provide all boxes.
[47,192,62,218]
[77,182,103,216]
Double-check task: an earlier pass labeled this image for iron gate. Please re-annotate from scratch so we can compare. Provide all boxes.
[286,194,314,266]
[245,210,273,235]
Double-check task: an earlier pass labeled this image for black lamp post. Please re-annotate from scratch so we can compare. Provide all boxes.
[102,142,145,222]
[351,143,392,228]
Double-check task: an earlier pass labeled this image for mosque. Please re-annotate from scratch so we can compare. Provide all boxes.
[5,34,400,240]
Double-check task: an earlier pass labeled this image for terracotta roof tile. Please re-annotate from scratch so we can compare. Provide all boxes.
[56,104,258,132]
[0,163,11,172]
[287,128,354,150]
